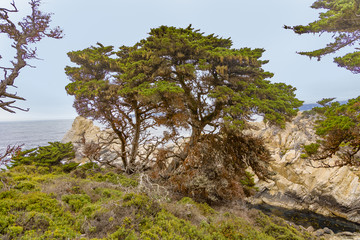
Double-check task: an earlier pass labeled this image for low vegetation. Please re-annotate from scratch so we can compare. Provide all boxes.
[0,142,318,239]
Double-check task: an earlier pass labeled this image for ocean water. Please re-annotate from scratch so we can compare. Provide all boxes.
[0,119,74,153]
[0,104,319,155]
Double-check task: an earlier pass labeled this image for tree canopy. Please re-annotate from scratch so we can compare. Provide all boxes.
[286,0,360,166]
[304,97,360,166]
[65,43,161,170]
[285,0,360,73]
[137,26,302,143]
[0,0,63,113]
[65,25,303,172]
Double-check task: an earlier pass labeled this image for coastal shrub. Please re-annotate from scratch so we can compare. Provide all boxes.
[256,212,304,240]
[0,189,79,239]
[62,194,91,212]
[303,143,320,156]
[139,209,207,239]
[10,142,75,169]
[109,226,137,240]
[79,162,100,171]
[62,162,80,173]
[92,171,138,187]
[14,180,38,191]
[7,225,23,239]
[0,156,317,240]
[122,192,159,216]
[94,187,123,200]
[178,197,216,216]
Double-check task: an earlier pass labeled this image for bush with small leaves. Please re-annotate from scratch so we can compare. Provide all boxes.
[11,142,75,169]
[62,194,91,212]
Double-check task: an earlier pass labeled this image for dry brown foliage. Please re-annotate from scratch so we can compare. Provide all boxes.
[152,132,273,203]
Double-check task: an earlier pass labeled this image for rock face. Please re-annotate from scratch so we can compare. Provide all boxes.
[62,116,122,164]
[62,116,102,145]
[62,116,102,162]
[248,113,360,224]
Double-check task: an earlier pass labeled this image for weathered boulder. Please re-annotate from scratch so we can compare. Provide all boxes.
[248,113,360,224]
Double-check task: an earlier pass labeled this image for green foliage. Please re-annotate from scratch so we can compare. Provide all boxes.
[137,25,302,131]
[308,97,360,164]
[240,171,258,195]
[10,142,75,168]
[79,162,100,171]
[109,226,137,240]
[0,189,77,238]
[0,164,316,239]
[257,213,305,240]
[178,197,216,215]
[62,162,80,173]
[303,143,320,156]
[62,194,91,212]
[92,171,139,187]
[286,0,360,73]
[65,25,302,172]
[14,180,38,191]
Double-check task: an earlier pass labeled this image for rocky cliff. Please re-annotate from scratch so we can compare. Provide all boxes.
[248,113,360,225]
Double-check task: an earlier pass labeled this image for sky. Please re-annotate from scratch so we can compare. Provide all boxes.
[0,0,359,121]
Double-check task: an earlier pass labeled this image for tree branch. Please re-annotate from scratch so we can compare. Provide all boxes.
[0,0,63,113]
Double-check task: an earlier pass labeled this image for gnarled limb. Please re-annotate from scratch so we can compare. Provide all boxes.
[0,0,63,113]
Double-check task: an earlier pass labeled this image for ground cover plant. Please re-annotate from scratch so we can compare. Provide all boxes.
[0,144,317,239]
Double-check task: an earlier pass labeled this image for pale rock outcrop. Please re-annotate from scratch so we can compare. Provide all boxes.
[62,116,102,163]
[62,116,102,144]
[62,116,121,164]
[248,113,360,224]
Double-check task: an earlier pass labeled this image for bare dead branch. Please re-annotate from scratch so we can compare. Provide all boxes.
[0,143,23,167]
[0,0,63,113]
[0,0,18,14]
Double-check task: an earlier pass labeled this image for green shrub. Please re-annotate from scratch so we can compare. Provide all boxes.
[92,171,138,187]
[109,226,137,240]
[256,212,304,240]
[178,197,215,215]
[79,162,100,170]
[0,154,315,240]
[123,193,149,208]
[11,142,75,168]
[62,162,80,173]
[62,194,91,212]
[14,180,38,191]
[7,225,23,238]
[303,143,320,156]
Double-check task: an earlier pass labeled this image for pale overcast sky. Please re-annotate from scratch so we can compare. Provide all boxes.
[0,0,359,121]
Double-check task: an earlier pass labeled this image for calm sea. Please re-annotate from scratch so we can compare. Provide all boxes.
[0,119,74,153]
[0,104,318,155]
